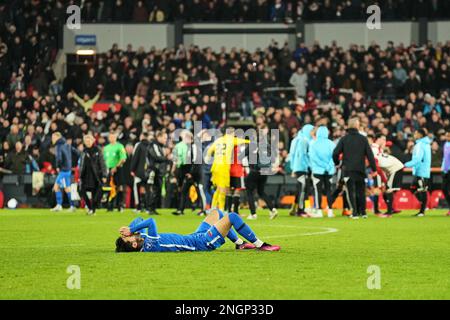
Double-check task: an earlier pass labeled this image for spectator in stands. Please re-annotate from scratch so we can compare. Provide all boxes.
[5,141,28,174]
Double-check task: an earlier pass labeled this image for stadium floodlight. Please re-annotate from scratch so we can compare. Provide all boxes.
[76,49,96,56]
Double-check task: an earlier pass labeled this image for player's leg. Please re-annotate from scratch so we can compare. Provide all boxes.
[217,186,227,210]
[197,209,254,249]
[232,189,241,215]
[343,176,357,218]
[92,185,102,214]
[444,172,450,216]
[256,174,277,219]
[225,186,233,213]
[324,175,335,218]
[245,171,258,219]
[51,180,63,211]
[297,172,308,216]
[372,175,381,214]
[132,176,142,212]
[414,177,428,216]
[311,174,324,217]
[173,173,190,215]
[79,184,91,212]
[214,212,280,251]
[355,177,367,218]
[115,168,125,212]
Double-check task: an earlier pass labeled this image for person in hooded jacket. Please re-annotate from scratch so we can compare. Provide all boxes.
[288,124,314,217]
[79,134,107,215]
[308,126,336,218]
[405,129,432,217]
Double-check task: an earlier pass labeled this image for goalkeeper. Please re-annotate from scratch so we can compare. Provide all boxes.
[115,209,280,253]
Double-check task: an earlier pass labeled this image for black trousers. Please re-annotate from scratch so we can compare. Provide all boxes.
[444,172,450,208]
[384,169,403,213]
[413,177,429,214]
[107,167,125,210]
[311,174,333,210]
[294,171,309,213]
[177,173,204,213]
[245,170,274,215]
[148,171,163,211]
[80,182,102,213]
[133,176,150,211]
[343,172,366,216]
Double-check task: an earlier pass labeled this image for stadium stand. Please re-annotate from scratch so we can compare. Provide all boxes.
[0,1,448,208]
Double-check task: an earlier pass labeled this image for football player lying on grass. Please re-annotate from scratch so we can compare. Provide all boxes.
[116,209,281,253]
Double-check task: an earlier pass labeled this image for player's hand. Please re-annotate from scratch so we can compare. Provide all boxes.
[102,178,107,184]
[371,172,378,178]
[131,172,135,177]
[111,167,117,174]
[186,173,192,179]
[119,227,131,237]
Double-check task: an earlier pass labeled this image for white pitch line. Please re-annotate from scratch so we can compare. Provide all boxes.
[260,225,339,239]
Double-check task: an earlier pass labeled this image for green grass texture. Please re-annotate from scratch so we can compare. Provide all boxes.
[0,208,449,300]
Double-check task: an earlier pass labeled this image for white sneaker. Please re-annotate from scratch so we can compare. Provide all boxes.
[133,209,142,214]
[312,209,323,218]
[269,208,278,220]
[87,210,95,216]
[51,205,62,212]
[67,206,76,213]
[327,209,335,218]
[247,214,258,220]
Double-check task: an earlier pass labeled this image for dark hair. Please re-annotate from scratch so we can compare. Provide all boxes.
[115,237,139,253]
[417,129,427,138]
[375,133,386,140]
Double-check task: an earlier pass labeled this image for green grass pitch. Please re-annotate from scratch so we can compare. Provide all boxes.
[0,208,449,300]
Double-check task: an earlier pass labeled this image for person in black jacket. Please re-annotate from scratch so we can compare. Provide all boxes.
[130,132,151,213]
[332,118,378,219]
[147,131,170,215]
[79,134,107,215]
[171,131,204,216]
[245,126,278,220]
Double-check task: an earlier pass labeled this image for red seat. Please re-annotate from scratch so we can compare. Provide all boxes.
[429,190,444,209]
[394,189,421,210]
[0,189,4,208]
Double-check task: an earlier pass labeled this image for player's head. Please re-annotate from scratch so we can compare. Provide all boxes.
[140,132,150,141]
[115,235,143,253]
[224,126,235,136]
[367,134,375,144]
[375,133,387,148]
[51,132,62,145]
[348,117,360,131]
[83,134,95,148]
[109,130,118,144]
[156,131,168,145]
[414,128,427,141]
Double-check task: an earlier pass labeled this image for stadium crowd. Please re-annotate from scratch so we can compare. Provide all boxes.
[0,0,449,212]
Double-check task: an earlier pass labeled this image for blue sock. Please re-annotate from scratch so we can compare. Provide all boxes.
[228,212,258,243]
[206,210,240,243]
[67,192,74,207]
[56,191,63,205]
